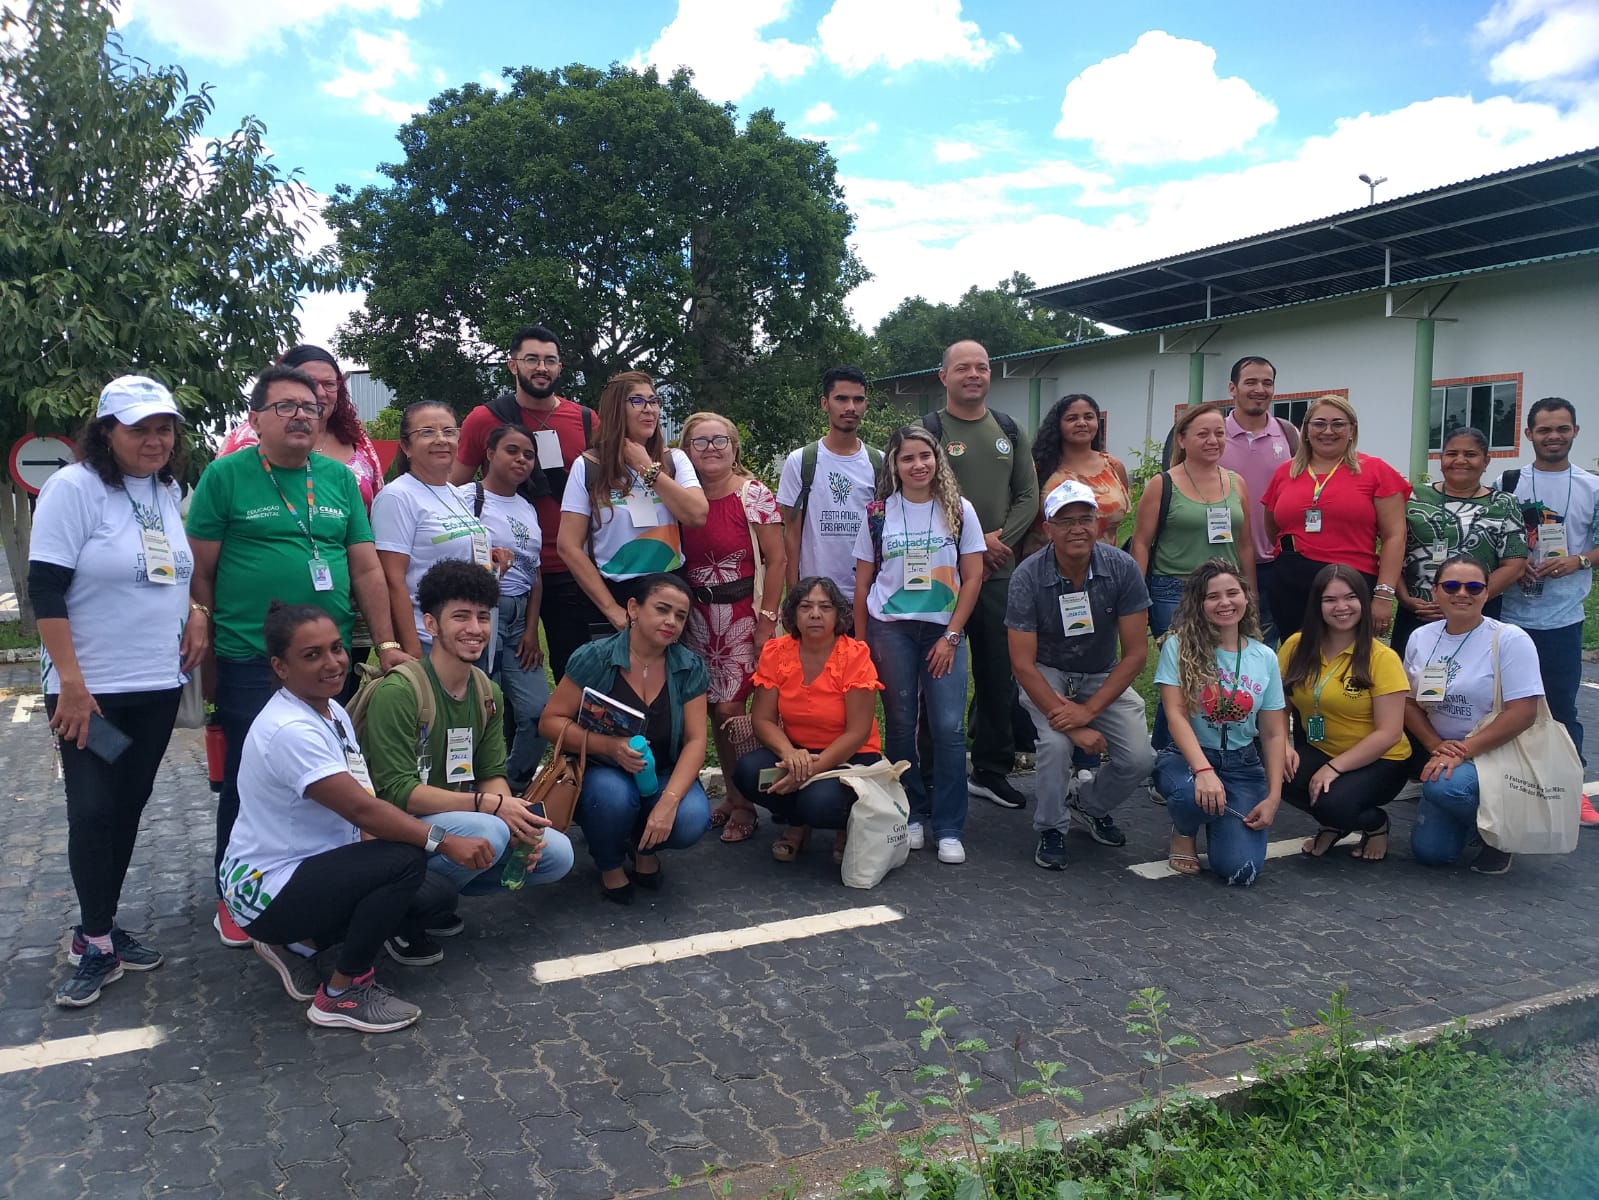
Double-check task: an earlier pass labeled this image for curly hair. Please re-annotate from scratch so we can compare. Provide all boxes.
[781,575,853,638]
[877,425,963,541]
[418,558,501,622]
[277,345,362,449]
[678,411,752,481]
[75,414,187,488]
[1280,563,1377,696]
[1168,559,1261,713]
[584,370,674,528]
[1032,393,1103,479]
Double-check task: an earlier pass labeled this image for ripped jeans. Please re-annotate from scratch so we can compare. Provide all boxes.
[1152,744,1269,886]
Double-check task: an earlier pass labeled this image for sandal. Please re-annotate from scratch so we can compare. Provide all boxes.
[1301,827,1343,858]
[1351,819,1390,862]
[1167,834,1201,876]
[709,807,732,830]
[720,809,759,843]
[771,829,809,862]
[832,832,847,865]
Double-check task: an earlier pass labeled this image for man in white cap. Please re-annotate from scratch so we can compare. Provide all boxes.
[1006,479,1155,870]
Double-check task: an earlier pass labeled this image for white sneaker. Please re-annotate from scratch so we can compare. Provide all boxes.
[906,823,925,851]
[937,838,966,864]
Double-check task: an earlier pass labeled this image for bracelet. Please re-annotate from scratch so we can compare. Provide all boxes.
[189,601,211,617]
[1191,765,1215,775]
[472,791,482,812]
[1372,584,1396,598]
[641,463,662,486]
[1326,763,1342,775]
[375,640,403,653]
[494,795,504,815]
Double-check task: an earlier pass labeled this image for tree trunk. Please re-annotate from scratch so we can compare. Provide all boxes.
[0,478,36,636]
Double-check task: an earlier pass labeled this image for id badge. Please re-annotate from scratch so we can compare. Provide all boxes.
[445,727,474,782]
[533,429,562,468]
[1540,524,1569,560]
[1306,713,1326,743]
[308,557,334,592]
[1206,507,1233,544]
[1304,508,1323,533]
[903,547,932,591]
[345,749,376,796]
[624,490,659,528]
[139,527,177,584]
[470,529,492,568]
[1057,590,1094,636]
[1416,661,1449,703]
[1429,539,1448,566]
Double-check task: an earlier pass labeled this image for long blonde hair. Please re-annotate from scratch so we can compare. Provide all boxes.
[677,412,752,481]
[1288,394,1361,477]
[877,425,963,539]
[1170,559,1261,712]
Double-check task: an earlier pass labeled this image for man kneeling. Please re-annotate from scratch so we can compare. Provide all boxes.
[359,559,573,964]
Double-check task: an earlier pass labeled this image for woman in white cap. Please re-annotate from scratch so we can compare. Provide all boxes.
[29,376,210,1007]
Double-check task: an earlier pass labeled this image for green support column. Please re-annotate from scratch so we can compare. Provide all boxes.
[1410,319,1435,483]
[1188,353,1205,408]
[1028,378,1041,435]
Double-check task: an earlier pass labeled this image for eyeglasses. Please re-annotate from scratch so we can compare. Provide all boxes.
[1047,514,1097,528]
[688,434,731,451]
[514,354,560,369]
[261,400,328,418]
[1307,419,1350,433]
[407,426,460,441]
[1437,579,1488,595]
[628,394,662,409]
[306,378,340,394]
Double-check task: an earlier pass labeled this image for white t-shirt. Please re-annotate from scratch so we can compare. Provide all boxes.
[776,441,879,600]
[855,495,984,624]
[220,690,363,927]
[1495,463,1599,630]
[560,450,701,581]
[371,473,491,641]
[1403,617,1544,741]
[29,463,191,695]
[475,488,541,598]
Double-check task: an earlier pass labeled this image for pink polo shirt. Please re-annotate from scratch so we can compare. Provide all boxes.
[1221,411,1295,562]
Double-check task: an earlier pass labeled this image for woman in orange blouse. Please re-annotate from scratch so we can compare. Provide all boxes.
[731,576,883,865]
[1023,393,1132,553]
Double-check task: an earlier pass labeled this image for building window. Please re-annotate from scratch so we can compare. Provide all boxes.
[1430,377,1519,453]
[1272,397,1312,430]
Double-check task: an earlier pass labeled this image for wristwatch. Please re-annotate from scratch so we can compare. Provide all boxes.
[423,824,446,854]
[1580,554,1592,570]
[641,463,662,487]
[758,609,779,622]
[943,630,963,647]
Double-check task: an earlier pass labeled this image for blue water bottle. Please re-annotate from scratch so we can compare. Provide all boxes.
[629,734,658,795]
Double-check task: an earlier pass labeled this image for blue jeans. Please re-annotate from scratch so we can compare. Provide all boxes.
[868,616,969,840]
[1523,621,1585,765]
[1146,573,1187,750]
[422,809,575,896]
[1412,760,1481,865]
[1153,746,1269,886]
[213,656,280,892]
[576,764,711,871]
[492,591,552,787]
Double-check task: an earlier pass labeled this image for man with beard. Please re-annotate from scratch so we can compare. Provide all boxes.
[188,364,410,948]
[453,325,599,681]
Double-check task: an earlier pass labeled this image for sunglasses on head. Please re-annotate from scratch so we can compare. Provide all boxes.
[1437,579,1487,595]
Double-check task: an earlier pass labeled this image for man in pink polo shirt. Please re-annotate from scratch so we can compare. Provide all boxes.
[1219,356,1298,642]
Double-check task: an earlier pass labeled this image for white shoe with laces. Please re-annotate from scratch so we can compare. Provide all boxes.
[906,823,925,851]
[937,838,966,864]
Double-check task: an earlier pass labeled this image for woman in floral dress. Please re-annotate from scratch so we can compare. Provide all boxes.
[678,413,786,842]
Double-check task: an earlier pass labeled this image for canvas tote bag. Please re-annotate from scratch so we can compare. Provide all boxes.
[803,758,911,889]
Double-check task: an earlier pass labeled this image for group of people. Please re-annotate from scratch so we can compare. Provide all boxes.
[30,326,1592,1030]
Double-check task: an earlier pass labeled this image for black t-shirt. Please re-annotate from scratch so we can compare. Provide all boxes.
[613,677,674,772]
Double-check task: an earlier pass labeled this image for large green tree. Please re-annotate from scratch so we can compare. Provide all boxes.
[871,272,1102,379]
[327,63,866,463]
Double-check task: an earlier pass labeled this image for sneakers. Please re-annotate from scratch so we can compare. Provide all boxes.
[425,912,465,938]
[1071,804,1127,847]
[214,901,250,948]
[255,942,325,1002]
[69,927,162,971]
[1471,845,1515,875]
[55,945,124,1008]
[1581,795,1599,827]
[307,971,420,1033]
[906,823,925,851]
[384,932,444,966]
[936,838,966,864]
[1034,830,1068,871]
[968,770,1026,810]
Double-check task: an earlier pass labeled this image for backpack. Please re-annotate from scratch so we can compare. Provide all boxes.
[484,391,596,504]
[919,406,1021,448]
[347,659,497,783]
[794,439,884,539]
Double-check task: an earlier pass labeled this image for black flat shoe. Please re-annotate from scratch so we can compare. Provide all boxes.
[601,880,634,906]
[627,859,664,891]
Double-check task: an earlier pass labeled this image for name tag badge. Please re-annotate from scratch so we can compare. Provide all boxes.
[1058,590,1095,637]
[1540,524,1569,560]
[1429,539,1448,566]
[345,749,376,796]
[533,428,562,469]
[445,727,475,782]
[1306,713,1326,743]
[1416,661,1449,703]
[1304,508,1323,533]
[903,546,932,591]
[624,490,659,528]
[470,529,493,568]
[139,527,178,584]
[308,557,334,592]
[1206,506,1233,544]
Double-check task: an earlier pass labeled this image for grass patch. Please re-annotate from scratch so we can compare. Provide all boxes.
[0,619,35,652]
[1585,584,1598,652]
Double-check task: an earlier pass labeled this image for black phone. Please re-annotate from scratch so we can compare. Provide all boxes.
[84,712,132,763]
[528,800,547,820]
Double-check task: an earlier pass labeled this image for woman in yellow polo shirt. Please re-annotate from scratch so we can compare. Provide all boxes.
[1278,563,1412,862]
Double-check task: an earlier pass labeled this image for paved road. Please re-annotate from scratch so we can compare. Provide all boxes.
[2,660,1598,1199]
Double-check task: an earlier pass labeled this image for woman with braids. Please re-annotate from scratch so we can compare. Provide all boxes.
[1152,558,1287,885]
[1022,393,1131,554]
[853,426,985,864]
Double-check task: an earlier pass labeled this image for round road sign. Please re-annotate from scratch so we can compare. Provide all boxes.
[8,434,77,496]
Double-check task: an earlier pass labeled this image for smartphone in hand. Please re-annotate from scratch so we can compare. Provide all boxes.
[757,766,784,791]
[84,712,132,763]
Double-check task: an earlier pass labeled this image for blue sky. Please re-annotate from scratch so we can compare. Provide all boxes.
[106,0,1599,357]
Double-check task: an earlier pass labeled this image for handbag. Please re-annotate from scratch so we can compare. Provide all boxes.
[173,671,206,730]
[521,719,588,833]
[805,758,911,889]
[1469,627,1582,855]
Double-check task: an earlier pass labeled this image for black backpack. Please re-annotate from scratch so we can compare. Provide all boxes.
[484,390,596,505]
[919,406,1022,448]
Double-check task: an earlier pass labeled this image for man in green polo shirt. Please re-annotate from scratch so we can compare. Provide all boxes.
[188,363,410,948]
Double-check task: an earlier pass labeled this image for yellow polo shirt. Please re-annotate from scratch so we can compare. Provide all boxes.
[1277,635,1411,762]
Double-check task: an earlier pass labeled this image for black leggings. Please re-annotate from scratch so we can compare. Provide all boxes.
[48,687,181,937]
[732,749,882,830]
[1283,739,1410,835]
[241,841,426,979]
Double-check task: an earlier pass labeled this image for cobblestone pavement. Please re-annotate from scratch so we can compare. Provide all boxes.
[2,658,1598,1199]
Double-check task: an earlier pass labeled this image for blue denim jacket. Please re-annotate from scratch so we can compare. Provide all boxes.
[562,630,708,762]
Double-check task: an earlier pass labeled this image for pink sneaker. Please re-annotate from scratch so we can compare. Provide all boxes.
[1580,795,1599,828]
[214,900,250,948]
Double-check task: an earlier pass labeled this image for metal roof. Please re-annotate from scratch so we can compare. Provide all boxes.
[1025,145,1599,332]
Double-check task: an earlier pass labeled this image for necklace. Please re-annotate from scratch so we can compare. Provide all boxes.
[1181,461,1225,504]
[633,651,665,680]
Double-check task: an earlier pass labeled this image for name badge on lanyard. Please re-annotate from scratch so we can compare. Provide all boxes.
[345,749,376,796]
[1539,523,1569,561]
[903,546,932,590]
[1429,538,1448,566]
[1416,661,1449,703]
[446,727,475,782]
[1058,590,1094,636]
[139,527,178,584]
[308,557,334,591]
[1304,508,1323,533]
[533,428,562,468]
[470,528,493,568]
[624,490,659,528]
[1206,506,1233,544]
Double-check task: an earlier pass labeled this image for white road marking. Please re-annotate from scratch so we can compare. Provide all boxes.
[1581,681,1599,691]
[0,1026,166,1075]
[532,904,903,983]
[1129,833,1360,880]
[10,694,41,724]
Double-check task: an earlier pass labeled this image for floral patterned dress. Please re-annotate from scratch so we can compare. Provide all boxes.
[681,479,782,704]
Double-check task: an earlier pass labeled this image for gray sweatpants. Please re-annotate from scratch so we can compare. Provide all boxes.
[1020,664,1156,834]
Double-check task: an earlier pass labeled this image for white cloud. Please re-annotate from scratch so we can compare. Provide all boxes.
[115,0,422,64]
[1478,0,1599,84]
[1054,31,1276,165]
[322,29,425,125]
[817,0,1013,75]
[934,140,980,163]
[632,0,813,103]
[294,287,369,366]
[802,101,837,125]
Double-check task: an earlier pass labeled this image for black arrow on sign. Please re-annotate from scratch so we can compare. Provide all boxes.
[21,457,70,468]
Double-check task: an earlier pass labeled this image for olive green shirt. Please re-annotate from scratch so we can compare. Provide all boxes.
[924,409,1038,580]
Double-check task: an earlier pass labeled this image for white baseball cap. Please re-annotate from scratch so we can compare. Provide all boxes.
[1043,478,1098,519]
[97,375,182,425]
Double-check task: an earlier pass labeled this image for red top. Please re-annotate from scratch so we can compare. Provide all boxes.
[456,396,596,574]
[1261,452,1411,577]
[751,635,882,755]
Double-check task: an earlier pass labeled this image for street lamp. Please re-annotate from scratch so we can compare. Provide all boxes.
[1359,173,1388,205]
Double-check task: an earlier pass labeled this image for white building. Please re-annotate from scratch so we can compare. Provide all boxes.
[880,146,1599,480]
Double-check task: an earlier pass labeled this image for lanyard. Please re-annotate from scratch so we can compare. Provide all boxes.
[1529,466,1574,519]
[900,496,937,550]
[126,475,166,533]
[1309,650,1346,716]
[1307,462,1341,505]
[427,481,487,532]
[1427,621,1479,666]
[259,452,316,551]
[1212,640,1247,749]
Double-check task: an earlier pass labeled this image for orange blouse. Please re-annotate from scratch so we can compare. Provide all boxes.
[751,635,882,755]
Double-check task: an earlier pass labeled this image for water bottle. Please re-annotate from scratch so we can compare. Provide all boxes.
[500,842,534,890]
[629,734,658,795]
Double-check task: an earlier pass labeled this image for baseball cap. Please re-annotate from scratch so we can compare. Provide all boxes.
[1043,478,1098,519]
[97,376,182,426]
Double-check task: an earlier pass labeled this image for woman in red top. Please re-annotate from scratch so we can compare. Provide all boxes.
[1261,395,1409,640]
[731,577,883,865]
